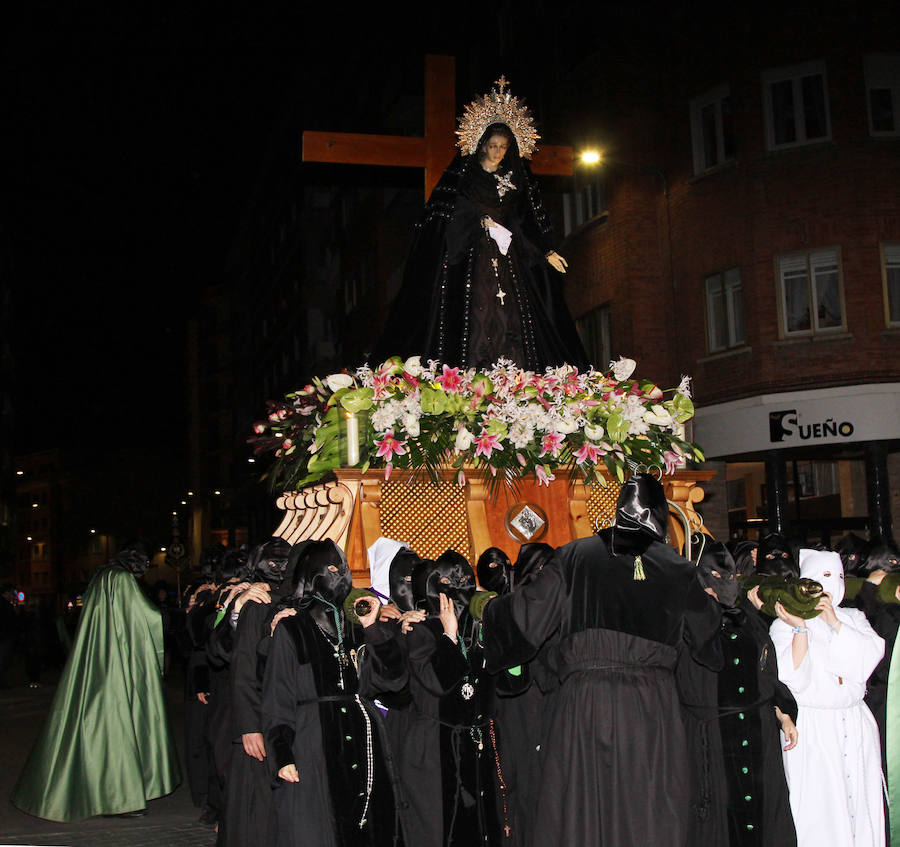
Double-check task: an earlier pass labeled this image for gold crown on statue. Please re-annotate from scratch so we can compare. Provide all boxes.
[455,75,540,160]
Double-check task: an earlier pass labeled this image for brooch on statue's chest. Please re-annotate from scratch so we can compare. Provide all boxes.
[494,172,516,199]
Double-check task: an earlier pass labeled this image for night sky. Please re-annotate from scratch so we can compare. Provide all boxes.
[6,4,578,447]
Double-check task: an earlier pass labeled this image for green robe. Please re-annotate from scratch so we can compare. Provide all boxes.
[11,564,181,821]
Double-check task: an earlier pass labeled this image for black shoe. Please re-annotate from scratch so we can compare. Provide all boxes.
[103,809,147,818]
[199,806,218,825]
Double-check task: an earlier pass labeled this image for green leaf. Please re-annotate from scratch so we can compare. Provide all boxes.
[606,411,629,442]
[484,419,508,439]
[340,387,374,413]
[670,392,695,423]
[420,385,448,415]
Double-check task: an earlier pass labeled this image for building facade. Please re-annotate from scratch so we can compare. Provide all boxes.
[558,11,900,545]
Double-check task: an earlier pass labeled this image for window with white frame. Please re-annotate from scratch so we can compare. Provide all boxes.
[777,248,844,336]
[866,54,900,136]
[883,243,900,326]
[705,268,744,352]
[690,85,735,174]
[762,61,831,150]
[576,304,611,369]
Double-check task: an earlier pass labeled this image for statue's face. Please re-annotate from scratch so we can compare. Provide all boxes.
[482,134,509,168]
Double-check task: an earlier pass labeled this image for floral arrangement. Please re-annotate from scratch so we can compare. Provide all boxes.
[249,355,704,494]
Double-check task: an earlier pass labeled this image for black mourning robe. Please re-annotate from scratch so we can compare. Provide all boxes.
[205,599,241,839]
[676,586,797,847]
[262,613,400,847]
[220,599,280,847]
[183,598,217,810]
[482,534,694,847]
[361,616,499,847]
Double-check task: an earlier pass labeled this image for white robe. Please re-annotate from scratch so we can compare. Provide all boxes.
[771,608,886,847]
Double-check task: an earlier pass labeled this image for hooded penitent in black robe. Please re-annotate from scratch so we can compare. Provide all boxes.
[362,552,500,847]
[183,588,218,812]
[369,125,588,372]
[478,544,555,847]
[481,524,694,846]
[219,538,293,847]
[262,539,400,847]
[262,613,400,847]
[676,585,798,847]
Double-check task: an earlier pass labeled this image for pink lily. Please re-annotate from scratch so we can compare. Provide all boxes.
[384,462,393,481]
[437,364,463,393]
[474,429,501,460]
[535,464,556,487]
[539,431,564,459]
[573,442,604,465]
[373,371,392,400]
[663,450,680,474]
[374,430,407,462]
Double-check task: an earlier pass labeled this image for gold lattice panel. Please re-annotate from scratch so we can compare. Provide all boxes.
[585,480,623,533]
[379,480,473,562]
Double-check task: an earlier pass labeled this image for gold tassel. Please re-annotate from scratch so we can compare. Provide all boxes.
[633,555,646,581]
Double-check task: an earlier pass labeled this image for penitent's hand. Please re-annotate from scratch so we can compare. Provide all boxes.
[270,607,296,637]
[379,603,402,621]
[776,708,799,751]
[400,610,426,634]
[546,251,568,273]
[197,692,210,705]
[774,601,805,630]
[278,764,299,783]
[357,597,382,629]
[439,593,458,641]
[746,585,764,611]
[242,732,266,761]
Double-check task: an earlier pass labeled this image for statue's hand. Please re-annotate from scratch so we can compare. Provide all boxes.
[546,251,568,273]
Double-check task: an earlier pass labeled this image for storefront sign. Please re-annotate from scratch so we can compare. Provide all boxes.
[694,383,900,458]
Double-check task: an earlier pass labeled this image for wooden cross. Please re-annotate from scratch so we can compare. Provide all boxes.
[302,55,573,200]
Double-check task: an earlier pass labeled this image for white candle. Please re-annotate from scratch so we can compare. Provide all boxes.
[345,412,360,466]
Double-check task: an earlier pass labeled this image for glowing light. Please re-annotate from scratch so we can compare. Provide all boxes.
[16,470,24,476]
[248,457,256,463]
[172,511,177,516]
[90,529,96,534]
[187,491,194,496]
[580,150,601,165]
[214,490,221,496]
[26,535,32,541]
[180,500,187,505]
[31,503,38,509]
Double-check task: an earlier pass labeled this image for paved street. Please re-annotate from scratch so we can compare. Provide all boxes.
[0,661,214,847]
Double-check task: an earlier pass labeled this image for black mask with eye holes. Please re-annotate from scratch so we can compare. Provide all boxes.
[835,532,873,576]
[388,549,420,613]
[728,540,758,579]
[867,538,900,574]
[424,550,476,617]
[292,540,353,608]
[514,542,555,587]
[248,537,293,589]
[756,533,798,578]
[476,547,511,595]
[696,541,740,608]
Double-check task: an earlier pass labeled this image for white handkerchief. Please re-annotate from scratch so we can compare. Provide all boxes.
[487,222,512,256]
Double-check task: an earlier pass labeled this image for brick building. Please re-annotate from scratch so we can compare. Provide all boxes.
[558,10,900,544]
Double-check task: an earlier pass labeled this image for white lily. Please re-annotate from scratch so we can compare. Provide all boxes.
[325,373,354,392]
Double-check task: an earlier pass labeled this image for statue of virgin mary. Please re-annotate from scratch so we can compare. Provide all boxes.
[370,77,590,372]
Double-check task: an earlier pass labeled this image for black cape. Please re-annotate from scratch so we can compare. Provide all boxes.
[482,534,694,847]
[676,586,797,847]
